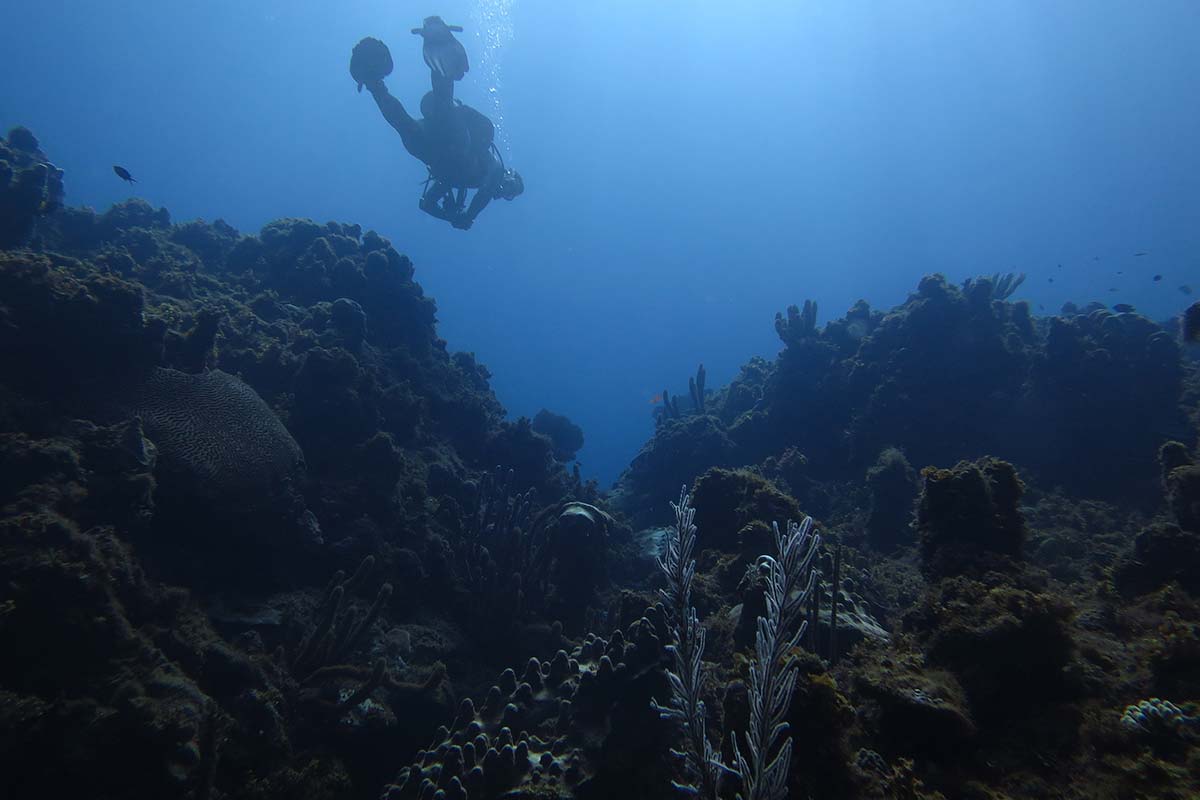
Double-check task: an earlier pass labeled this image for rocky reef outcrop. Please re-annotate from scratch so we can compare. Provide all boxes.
[612,273,1194,513]
[0,129,589,799]
[0,127,64,249]
[604,272,1199,799]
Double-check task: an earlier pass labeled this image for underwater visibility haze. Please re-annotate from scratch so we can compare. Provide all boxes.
[1,2,1200,799]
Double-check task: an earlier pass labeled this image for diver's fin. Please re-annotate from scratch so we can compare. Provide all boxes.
[413,17,469,80]
[422,37,469,81]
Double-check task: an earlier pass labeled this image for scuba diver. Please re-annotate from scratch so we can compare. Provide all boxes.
[351,18,523,230]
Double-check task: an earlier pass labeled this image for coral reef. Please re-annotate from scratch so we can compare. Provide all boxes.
[613,415,737,525]
[4,127,1198,800]
[614,273,1193,515]
[1161,441,1200,533]
[531,408,584,462]
[382,607,673,799]
[850,643,975,762]
[0,126,64,248]
[1030,307,1188,499]
[690,467,802,557]
[1121,698,1199,742]
[905,574,1076,720]
[0,131,581,798]
[916,457,1026,578]
[1113,442,1200,597]
[864,448,919,552]
[606,277,1197,797]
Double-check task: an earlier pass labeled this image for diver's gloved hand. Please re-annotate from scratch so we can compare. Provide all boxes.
[412,16,469,81]
[451,216,473,231]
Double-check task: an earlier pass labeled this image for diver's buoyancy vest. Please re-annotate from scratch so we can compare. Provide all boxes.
[426,104,496,186]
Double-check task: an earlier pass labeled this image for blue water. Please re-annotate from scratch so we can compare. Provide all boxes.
[3,1,1198,485]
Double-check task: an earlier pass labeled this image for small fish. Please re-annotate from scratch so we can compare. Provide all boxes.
[1057,263,1063,269]
[1048,277,1054,283]
[1116,270,1123,275]
[1134,251,1148,257]
[1108,287,1117,292]
[650,393,662,405]
[1182,285,1194,295]
[1093,256,1100,261]
[1113,303,1134,313]
[113,165,136,183]
[1185,301,1200,343]
[1037,303,1045,310]
[1153,274,1162,282]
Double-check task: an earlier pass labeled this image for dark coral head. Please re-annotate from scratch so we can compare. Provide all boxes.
[917,457,1026,578]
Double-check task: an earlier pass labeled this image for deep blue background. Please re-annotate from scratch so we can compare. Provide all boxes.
[4,1,1199,485]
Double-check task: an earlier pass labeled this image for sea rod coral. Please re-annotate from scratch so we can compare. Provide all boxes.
[652,487,820,800]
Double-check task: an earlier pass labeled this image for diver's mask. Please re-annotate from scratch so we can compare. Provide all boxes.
[497,169,524,201]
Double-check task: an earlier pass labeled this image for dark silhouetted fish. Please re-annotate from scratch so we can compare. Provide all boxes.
[1153,274,1162,282]
[1113,303,1134,313]
[1182,285,1194,295]
[1048,277,1054,283]
[1134,251,1148,256]
[1108,287,1117,292]
[411,16,468,81]
[1184,302,1200,343]
[113,165,136,183]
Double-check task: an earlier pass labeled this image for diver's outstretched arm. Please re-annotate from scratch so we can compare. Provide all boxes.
[367,80,421,142]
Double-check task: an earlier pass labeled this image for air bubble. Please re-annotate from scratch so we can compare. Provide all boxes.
[470,0,515,160]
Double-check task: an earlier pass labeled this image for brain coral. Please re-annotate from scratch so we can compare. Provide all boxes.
[126,367,305,505]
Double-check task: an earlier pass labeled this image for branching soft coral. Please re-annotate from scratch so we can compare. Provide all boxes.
[652,487,820,800]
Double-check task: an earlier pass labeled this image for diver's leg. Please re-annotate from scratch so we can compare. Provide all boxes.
[431,72,455,105]
[419,179,457,221]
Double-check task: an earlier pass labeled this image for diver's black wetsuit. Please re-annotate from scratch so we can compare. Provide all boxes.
[367,73,505,228]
